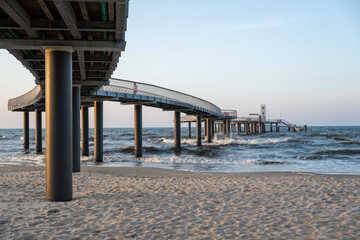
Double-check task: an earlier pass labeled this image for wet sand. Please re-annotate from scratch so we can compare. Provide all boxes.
[1,165,359,239]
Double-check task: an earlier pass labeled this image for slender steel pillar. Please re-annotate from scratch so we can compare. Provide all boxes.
[134,105,143,157]
[72,86,80,172]
[225,119,230,137]
[270,123,273,132]
[35,109,42,153]
[207,119,212,143]
[45,48,72,201]
[174,111,181,149]
[196,116,202,146]
[94,101,103,162]
[204,120,208,137]
[237,123,240,135]
[258,116,262,134]
[188,122,191,138]
[212,120,215,138]
[23,111,29,149]
[81,106,89,156]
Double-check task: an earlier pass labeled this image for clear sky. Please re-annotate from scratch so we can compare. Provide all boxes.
[0,0,359,128]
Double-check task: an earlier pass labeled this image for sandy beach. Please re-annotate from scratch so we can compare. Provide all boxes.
[1,166,359,239]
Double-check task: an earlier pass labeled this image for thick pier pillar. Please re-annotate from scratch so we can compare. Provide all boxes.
[134,105,143,157]
[293,127,296,132]
[225,119,230,137]
[207,119,212,143]
[94,101,103,162]
[35,109,42,153]
[188,122,191,138]
[252,122,256,134]
[72,86,80,172]
[304,124,307,132]
[196,116,202,146]
[258,116,262,134]
[276,123,279,132]
[204,120,208,137]
[244,123,248,135]
[174,111,181,149]
[81,106,89,156]
[23,111,29,149]
[45,48,72,201]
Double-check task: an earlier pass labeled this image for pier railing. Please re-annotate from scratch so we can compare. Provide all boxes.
[8,85,42,111]
[101,78,223,116]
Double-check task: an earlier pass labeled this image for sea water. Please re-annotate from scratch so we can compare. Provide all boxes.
[0,126,359,174]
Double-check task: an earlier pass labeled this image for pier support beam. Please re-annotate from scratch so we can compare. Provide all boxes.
[225,119,230,137]
[204,120,208,137]
[45,48,72,201]
[207,119,212,143]
[94,101,103,162]
[72,86,80,173]
[252,122,256,134]
[35,109,42,153]
[244,123,248,135]
[174,111,181,149]
[196,116,202,147]
[188,122,191,138]
[23,111,29,149]
[81,106,89,156]
[134,105,143,158]
[258,116,262,134]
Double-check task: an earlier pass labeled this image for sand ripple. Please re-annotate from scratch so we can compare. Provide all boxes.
[1,167,360,239]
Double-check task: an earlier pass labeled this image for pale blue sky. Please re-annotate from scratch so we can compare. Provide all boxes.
[0,0,359,128]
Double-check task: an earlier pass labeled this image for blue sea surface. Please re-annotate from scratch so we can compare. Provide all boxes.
[0,126,359,174]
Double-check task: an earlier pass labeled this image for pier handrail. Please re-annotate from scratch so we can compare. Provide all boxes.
[100,78,223,116]
[8,85,42,111]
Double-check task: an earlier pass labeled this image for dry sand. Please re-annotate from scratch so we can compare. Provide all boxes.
[1,165,359,239]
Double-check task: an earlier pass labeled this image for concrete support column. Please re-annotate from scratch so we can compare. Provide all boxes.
[188,122,191,138]
[72,86,80,173]
[81,106,89,156]
[252,123,256,134]
[207,119,212,143]
[174,111,181,149]
[245,123,249,135]
[211,120,214,138]
[23,111,29,149]
[134,105,143,158]
[45,48,72,201]
[196,116,202,147]
[35,109,42,153]
[258,116,262,134]
[204,120,208,137]
[225,119,231,137]
[94,101,103,162]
